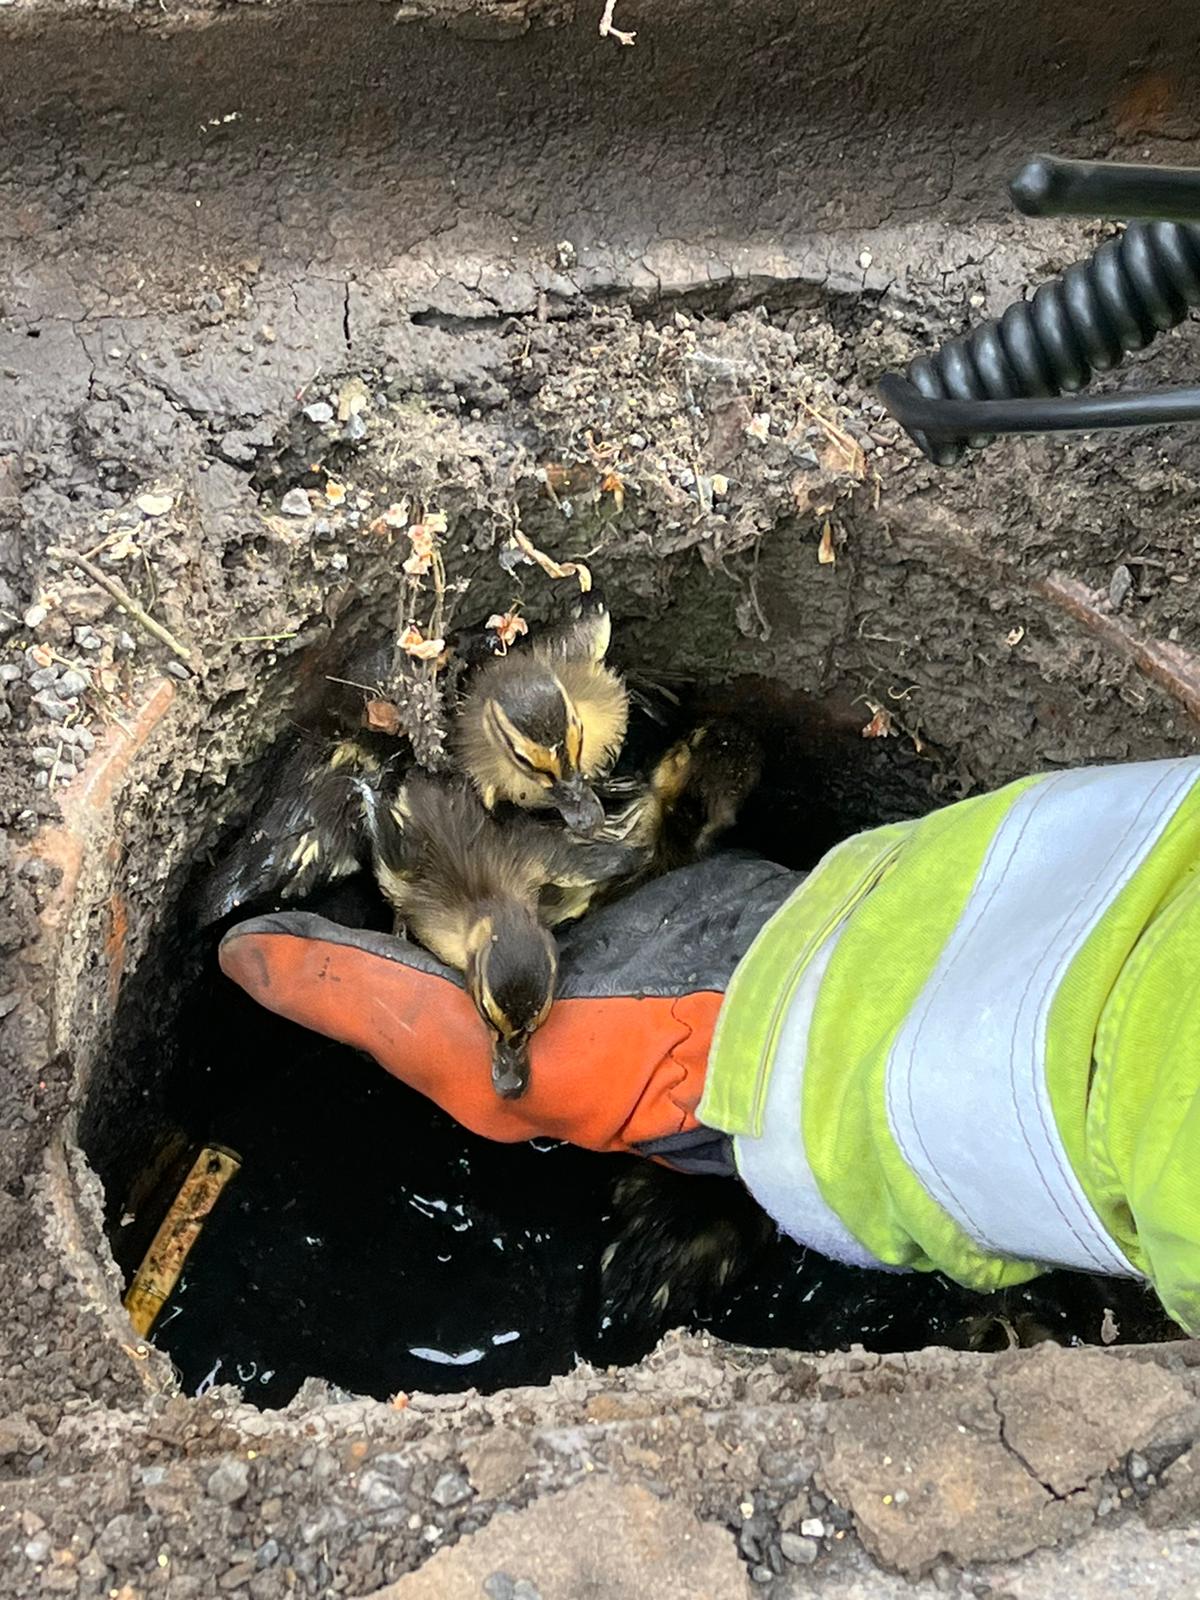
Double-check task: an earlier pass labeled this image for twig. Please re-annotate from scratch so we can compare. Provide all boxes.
[599,0,636,44]
[509,524,593,591]
[47,546,194,663]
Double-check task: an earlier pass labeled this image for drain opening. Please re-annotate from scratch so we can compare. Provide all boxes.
[80,673,1179,1410]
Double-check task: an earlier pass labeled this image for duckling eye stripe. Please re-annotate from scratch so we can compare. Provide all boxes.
[885,758,1199,1277]
[735,922,889,1270]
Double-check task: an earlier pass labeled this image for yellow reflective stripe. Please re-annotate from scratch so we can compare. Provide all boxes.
[700,822,911,1138]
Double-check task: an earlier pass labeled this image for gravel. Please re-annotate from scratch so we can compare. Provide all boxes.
[279,488,313,517]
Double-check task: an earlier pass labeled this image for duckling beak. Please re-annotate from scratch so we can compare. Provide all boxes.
[491,1037,531,1100]
[551,778,605,836]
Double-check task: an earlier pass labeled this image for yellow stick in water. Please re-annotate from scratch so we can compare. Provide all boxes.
[123,1146,241,1338]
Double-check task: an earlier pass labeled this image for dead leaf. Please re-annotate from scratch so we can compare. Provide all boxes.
[487,612,529,651]
[711,473,729,497]
[398,625,446,662]
[424,510,448,535]
[30,642,54,669]
[600,470,625,512]
[324,481,346,507]
[818,435,866,478]
[862,704,894,739]
[745,412,771,443]
[364,699,404,735]
[818,521,836,565]
[390,1391,410,1411]
[1100,1307,1119,1345]
[107,533,139,562]
[1006,625,1025,647]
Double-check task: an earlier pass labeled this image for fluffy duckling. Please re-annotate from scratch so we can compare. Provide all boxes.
[603,718,764,875]
[597,1162,776,1339]
[455,590,629,835]
[195,734,393,926]
[368,774,643,1099]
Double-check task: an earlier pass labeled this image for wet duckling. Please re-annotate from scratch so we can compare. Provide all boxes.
[604,718,764,875]
[194,733,395,926]
[455,590,629,835]
[368,774,643,1098]
[597,1162,776,1343]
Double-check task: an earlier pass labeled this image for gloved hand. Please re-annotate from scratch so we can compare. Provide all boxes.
[218,853,801,1169]
[221,755,1200,1339]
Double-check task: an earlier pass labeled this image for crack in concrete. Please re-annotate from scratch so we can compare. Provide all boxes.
[987,1381,1091,1506]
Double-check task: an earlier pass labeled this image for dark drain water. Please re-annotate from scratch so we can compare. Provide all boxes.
[93,685,1180,1407]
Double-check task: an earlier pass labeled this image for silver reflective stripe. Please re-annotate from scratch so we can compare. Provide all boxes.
[735,922,890,1271]
[886,758,1200,1278]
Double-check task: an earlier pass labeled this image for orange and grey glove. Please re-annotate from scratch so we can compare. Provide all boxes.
[218,854,800,1171]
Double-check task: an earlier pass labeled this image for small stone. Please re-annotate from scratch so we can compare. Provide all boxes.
[859,249,873,269]
[0,663,21,683]
[483,1576,514,1600]
[342,412,368,442]
[750,1564,774,1584]
[70,744,87,768]
[511,1584,542,1600]
[75,726,95,752]
[32,690,68,721]
[1109,564,1133,611]
[431,1470,472,1508]
[255,1540,279,1569]
[932,1563,956,1592]
[116,631,137,655]
[280,488,312,517]
[136,492,174,518]
[23,603,48,629]
[207,1459,250,1505]
[303,402,334,424]
[1129,1451,1150,1482]
[218,1561,256,1590]
[24,1535,51,1563]
[34,770,48,788]
[73,626,100,650]
[29,667,60,691]
[58,669,88,697]
[32,748,58,770]
[779,1533,819,1566]
[799,1518,826,1539]
[165,660,192,681]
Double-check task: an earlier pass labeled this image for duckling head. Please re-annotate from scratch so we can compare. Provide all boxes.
[464,900,559,1100]
[460,656,606,835]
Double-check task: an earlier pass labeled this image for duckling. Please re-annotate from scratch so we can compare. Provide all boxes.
[603,718,764,875]
[597,1162,776,1342]
[367,774,643,1098]
[194,733,395,927]
[455,589,629,836]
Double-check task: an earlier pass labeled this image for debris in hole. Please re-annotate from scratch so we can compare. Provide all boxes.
[1109,563,1134,611]
[598,0,636,45]
[818,520,836,565]
[135,491,174,518]
[861,703,894,738]
[1100,1306,1120,1344]
[279,487,313,517]
[124,1146,241,1338]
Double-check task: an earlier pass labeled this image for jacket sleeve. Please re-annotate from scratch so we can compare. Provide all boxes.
[700,757,1200,1334]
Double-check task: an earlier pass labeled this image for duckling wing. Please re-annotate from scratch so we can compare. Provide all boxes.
[194,737,386,926]
[537,837,648,926]
[531,586,612,664]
